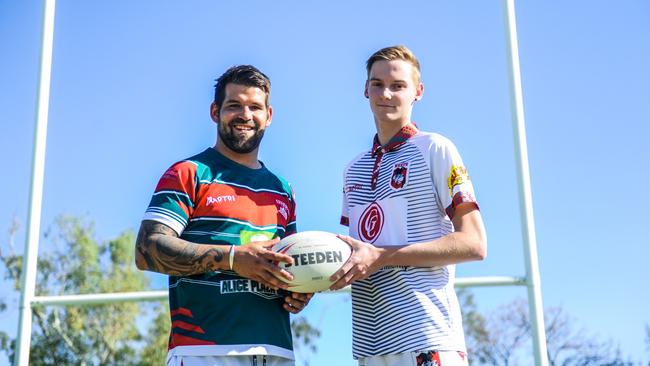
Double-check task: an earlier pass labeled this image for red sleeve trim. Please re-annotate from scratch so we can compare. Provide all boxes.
[445,192,479,219]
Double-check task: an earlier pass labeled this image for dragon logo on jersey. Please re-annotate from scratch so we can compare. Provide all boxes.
[447,165,469,197]
[390,162,409,190]
[358,202,384,243]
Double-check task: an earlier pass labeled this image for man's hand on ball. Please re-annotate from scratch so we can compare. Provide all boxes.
[283,292,314,314]
[232,238,295,290]
[328,235,383,290]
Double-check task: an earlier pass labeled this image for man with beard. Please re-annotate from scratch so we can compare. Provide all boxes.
[135,65,312,366]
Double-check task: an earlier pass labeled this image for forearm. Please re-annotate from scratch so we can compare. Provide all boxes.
[376,230,487,268]
[135,220,230,276]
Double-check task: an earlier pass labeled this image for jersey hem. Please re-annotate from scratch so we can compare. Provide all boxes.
[167,344,294,360]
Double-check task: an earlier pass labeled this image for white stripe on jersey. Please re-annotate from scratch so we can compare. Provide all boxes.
[188,217,286,233]
[199,178,290,198]
[342,132,469,358]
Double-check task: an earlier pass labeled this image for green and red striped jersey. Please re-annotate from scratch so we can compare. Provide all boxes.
[143,147,297,360]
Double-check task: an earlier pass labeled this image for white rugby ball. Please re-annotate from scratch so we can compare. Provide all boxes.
[273,231,351,293]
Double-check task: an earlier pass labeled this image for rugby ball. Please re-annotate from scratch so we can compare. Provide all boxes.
[272,231,351,293]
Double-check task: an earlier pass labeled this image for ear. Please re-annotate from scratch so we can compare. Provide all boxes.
[364,80,369,99]
[265,105,273,127]
[210,102,219,123]
[414,82,424,101]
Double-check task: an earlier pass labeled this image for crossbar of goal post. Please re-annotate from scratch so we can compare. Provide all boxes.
[14,0,548,365]
[26,276,528,307]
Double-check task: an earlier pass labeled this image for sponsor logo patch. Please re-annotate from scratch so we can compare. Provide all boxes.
[358,202,384,243]
[390,162,409,190]
[206,195,236,205]
[447,165,469,197]
[240,230,274,245]
[220,279,280,299]
[345,183,364,193]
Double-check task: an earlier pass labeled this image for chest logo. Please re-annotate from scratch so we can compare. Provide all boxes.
[390,162,409,190]
[358,202,384,243]
[276,199,289,220]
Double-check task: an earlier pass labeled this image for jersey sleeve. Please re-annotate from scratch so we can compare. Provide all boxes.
[429,136,479,219]
[286,183,298,236]
[142,161,197,235]
[340,168,350,227]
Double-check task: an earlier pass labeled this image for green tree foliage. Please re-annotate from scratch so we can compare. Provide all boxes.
[137,302,170,366]
[0,216,168,365]
[1,216,319,365]
[291,315,321,365]
[459,292,646,366]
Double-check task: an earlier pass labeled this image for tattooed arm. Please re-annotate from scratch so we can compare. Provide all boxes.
[135,220,296,289]
[135,220,228,275]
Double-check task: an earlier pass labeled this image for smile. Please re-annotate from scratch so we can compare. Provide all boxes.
[233,124,255,131]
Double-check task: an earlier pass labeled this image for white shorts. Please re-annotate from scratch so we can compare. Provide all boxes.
[167,355,295,366]
[358,350,468,366]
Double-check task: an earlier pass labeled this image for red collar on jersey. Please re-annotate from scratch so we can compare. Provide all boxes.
[371,122,419,157]
[369,122,418,190]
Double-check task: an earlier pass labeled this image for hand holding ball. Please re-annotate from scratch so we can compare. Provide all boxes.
[272,231,351,293]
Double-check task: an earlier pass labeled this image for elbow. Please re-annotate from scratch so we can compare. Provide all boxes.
[134,242,149,271]
[473,236,487,261]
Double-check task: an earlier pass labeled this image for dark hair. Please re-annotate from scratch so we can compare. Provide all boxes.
[213,65,271,108]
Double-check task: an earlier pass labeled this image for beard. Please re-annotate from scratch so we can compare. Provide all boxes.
[217,117,266,154]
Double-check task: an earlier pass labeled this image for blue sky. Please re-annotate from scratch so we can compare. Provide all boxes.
[1,1,649,365]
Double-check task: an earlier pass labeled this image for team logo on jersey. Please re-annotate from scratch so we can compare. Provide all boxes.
[415,351,441,366]
[276,199,289,220]
[358,202,384,243]
[447,165,469,196]
[390,162,409,190]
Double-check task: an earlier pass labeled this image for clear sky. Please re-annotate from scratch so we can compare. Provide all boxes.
[1,1,649,365]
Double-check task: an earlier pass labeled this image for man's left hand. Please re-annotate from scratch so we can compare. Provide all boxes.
[283,292,314,314]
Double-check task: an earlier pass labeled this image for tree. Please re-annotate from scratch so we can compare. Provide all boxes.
[460,293,644,366]
[0,215,168,365]
[291,315,321,365]
[0,215,318,365]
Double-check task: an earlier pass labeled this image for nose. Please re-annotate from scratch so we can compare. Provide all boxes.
[381,87,392,99]
[240,106,253,120]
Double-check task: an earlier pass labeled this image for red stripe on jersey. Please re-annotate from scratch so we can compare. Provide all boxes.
[172,320,206,334]
[169,333,216,348]
[156,162,197,195]
[194,183,293,228]
[170,307,194,318]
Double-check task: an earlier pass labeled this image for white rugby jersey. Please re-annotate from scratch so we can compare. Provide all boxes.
[340,123,478,359]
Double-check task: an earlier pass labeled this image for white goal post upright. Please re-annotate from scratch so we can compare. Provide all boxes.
[14,0,56,365]
[15,1,548,364]
[502,0,549,365]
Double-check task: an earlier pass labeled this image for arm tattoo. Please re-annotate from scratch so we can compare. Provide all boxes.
[135,220,226,276]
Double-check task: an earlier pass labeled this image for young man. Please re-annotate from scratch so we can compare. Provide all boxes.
[135,65,312,366]
[332,46,488,366]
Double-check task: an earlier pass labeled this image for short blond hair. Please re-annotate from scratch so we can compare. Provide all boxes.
[366,45,421,82]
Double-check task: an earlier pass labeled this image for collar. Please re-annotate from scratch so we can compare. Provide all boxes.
[371,122,419,157]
